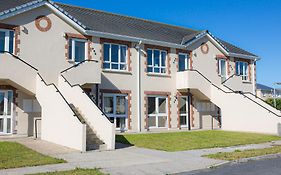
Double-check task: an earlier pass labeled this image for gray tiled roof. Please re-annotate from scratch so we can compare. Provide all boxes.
[0,0,257,57]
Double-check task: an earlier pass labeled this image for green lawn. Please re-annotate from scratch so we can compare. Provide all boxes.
[204,146,281,161]
[116,130,281,152]
[0,142,66,169]
[29,168,106,175]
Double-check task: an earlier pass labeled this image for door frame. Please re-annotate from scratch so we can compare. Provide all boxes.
[0,90,13,135]
[102,93,128,131]
[179,96,190,129]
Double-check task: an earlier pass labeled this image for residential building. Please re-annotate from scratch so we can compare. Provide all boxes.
[0,0,280,151]
[256,83,281,100]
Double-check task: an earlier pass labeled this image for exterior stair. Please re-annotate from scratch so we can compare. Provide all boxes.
[69,104,107,151]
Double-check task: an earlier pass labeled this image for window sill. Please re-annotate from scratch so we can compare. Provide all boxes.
[242,81,252,84]
[102,69,132,75]
[147,73,171,78]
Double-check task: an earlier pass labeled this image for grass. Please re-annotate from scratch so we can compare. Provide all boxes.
[204,146,281,161]
[116,130,281,152]
[0,142,66,169]
[29,168,106,175]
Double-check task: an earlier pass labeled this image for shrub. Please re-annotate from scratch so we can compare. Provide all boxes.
[266,98,281,110]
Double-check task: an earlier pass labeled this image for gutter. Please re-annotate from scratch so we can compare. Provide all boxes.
[0,0,46,20]
[85,30,186,49]
[135,40,142,132]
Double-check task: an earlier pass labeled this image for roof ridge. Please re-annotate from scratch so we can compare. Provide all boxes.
[55,2,200,33]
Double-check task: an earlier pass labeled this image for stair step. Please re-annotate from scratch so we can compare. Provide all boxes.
[86,144,108,151]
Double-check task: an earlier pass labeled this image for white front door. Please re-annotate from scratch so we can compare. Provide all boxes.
[0,90,13,134]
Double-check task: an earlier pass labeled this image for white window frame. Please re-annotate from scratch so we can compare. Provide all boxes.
[147,48,167,74]
[0,29,14,53]
[69,38,88,62]
[179,96,189,127]
[218,59,227,77]
[236,61,249,81]
[102,93,128,131]
[103,43,128,71]
[178,53,189,72]
[147,96,168,129]
[0,90,13,134]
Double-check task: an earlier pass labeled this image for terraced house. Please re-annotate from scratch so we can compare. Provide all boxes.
[0,0,280,151]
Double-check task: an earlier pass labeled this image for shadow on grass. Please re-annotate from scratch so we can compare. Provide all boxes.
[115,135,133,149]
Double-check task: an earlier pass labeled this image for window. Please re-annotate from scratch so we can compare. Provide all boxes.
[147,96,168,128]
[178,53,189,72]
[103,43,127,71]
[179,96,189,127]
[218,59,227,81]
[68,38,87,62]
[103,93,128,131]
[0,29,14,53]
[236,61,248,81]
[147,49,167,74]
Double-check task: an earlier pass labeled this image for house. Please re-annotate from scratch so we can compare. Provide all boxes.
[256,83,281,100]
[0,0,280,152]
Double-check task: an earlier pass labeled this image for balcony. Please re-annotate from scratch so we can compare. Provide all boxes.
[61,60,101,85]
[176,70,211,100]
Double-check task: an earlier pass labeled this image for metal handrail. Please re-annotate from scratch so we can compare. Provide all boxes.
[185,69,281,117]
[37,73,84,123]
[60,74,109,119]
[60,60,99,74]
[223,84,281,112]
[0,51,38,71]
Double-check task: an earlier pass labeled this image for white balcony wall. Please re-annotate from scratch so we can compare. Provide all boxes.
[0,53,37,94]
[62,61,101,85]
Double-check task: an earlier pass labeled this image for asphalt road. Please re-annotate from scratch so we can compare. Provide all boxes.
[178,157,281,175]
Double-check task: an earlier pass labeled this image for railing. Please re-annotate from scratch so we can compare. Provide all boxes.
[37,73,84,123]
[60,74,108,119]
[60,60,99,74]
[0,51,84,123]
[223,84,281,112]
[0,51,38,71]
[184,69,281,117]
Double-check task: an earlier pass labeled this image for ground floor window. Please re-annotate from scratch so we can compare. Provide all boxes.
[103,93,128,131]
[179,96,189,127]
[0,90,13,134]
[147,96,168,128]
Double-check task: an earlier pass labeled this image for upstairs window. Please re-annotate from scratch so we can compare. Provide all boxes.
[0,29,14,53]
[147,49,167,74]
[68,38,87,62]
[178,53,189,72]
[103,43,127,71]
[236,61,248,81]
[218,59,227,81]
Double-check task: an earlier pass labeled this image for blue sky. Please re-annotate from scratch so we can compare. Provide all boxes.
[56,0,281,87]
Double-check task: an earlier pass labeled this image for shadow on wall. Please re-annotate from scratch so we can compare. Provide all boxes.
[278,123,281,136]
[100,74,120,90]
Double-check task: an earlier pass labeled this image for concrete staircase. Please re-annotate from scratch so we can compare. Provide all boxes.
[69,104,107,151]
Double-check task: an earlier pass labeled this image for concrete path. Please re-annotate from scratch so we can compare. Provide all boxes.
[0,138,281,175]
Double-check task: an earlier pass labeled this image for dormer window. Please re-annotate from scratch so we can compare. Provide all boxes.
[0,29,14,53]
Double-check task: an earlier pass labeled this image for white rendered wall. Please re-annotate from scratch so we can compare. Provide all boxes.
[36,75,86,151]
[58,76,115,150]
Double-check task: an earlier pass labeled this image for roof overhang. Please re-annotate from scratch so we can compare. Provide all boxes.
[0,0,259,59]
[184,30,260,61]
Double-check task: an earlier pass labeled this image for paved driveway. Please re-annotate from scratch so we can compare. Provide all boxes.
[0,138,280,175]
